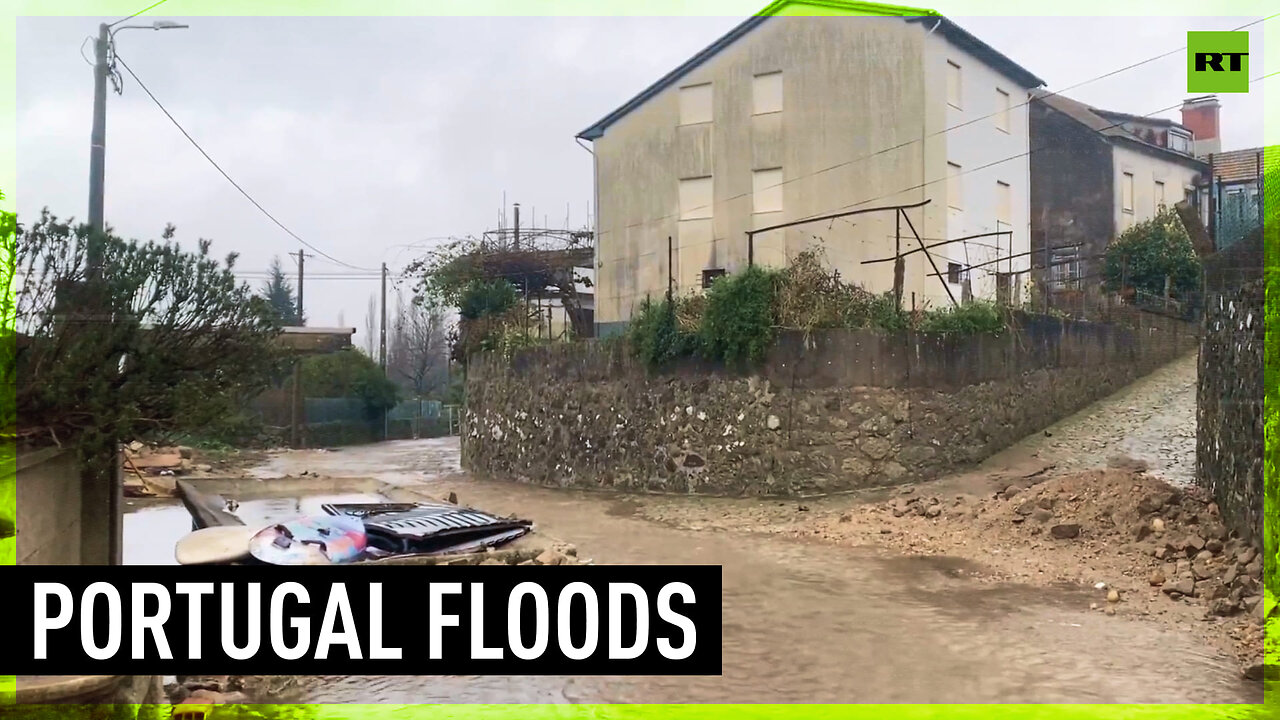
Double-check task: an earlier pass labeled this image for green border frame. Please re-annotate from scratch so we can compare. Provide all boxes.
[1,0,1276,715]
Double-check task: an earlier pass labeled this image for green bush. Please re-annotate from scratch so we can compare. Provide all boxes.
[1104,206,1201,298]
[699,266,779,366]
[917,300,1006,335]
[459,279,518,320]
[627,296,696,368]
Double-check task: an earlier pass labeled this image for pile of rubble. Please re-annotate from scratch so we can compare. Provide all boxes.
[828,467,1273,676]
[120,442,224,497]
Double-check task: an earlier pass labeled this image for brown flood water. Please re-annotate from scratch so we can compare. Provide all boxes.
[235,439,1260,704]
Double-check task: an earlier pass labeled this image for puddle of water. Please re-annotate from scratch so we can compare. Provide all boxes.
[123,493,386,565]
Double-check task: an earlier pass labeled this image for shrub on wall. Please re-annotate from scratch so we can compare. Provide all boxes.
[627,296,696,368]
[918,300,1007,335]
[1104,206,1201,298]
[699,266,779,366]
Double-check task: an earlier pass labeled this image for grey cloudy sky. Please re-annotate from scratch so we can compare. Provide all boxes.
[15,11,1268,343]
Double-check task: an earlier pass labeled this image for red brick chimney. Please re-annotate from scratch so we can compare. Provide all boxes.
[1181,96,1221,157]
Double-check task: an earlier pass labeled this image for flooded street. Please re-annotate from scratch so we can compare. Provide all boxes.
[234,433,1259,704]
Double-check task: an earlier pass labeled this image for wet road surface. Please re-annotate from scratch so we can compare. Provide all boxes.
[247,438,1260,704]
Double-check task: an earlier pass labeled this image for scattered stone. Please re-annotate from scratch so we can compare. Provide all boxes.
[1031,508,1053,524]
[1015,501,1037,516]
[1035,497,1054,510]
[1175,559,1192,577]
[1132,523,1152,541]
[797,505,810,512]
[1207,502,1220,517]
[1089,602,1098,610]
[1148,570,1166,586]
[767,415,782,431]
[1104,605,1116,616]
[1163,579,1195,597]
[446,492,458,505]
[1000,486,1020,500]
[1184,534,1206,553]
[1191,561,1214,581]
[900,486,915,495]
[1151,517,1165,533]
[1237,547,1258,565]
[534,550,566,566]
[838,512,854,523]
[128,441,145,452]
[1154,547,1168,560]
[1106,589,1120,603]
[1194,550,1214,563]
[167,684,190,704]
[924,506,942,518]
[1043,430,1052,437]
[177,446,194,459]
[1205,538,1223,554]
[1244,560,1263,578]
[1208,599,1239,617]
[1242,595,1264,614]
[1049,524,1081,539]
[880,528,892,534]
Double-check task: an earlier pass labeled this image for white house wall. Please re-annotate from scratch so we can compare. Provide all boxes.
[922,26,1032,309]
[1111,144,1202,235]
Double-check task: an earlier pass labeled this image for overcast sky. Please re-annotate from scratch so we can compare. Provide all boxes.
[15,11,1268,342]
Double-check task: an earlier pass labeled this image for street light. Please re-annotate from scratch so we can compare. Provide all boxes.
[87,19,189,236]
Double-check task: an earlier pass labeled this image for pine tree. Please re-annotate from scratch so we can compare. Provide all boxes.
[262,256,301,325]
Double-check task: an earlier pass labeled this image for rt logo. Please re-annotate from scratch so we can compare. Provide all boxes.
[1187,31,1249,93]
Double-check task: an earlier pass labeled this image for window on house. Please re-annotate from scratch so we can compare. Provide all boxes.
[996,181,1012,225]
[947,162,963,210]
[679,176,713,220]
[679,83,712,125]
[995,88,1011,132]
[1050,251,1081,290]
[753,71,783,115]
[752,168,783,214]
[1169,131,1191,154]
[947,262,963,284]
[702,268,726,288]
[1122,172,1134,213]
[946,61,962,109]
[1155,180,1166,208]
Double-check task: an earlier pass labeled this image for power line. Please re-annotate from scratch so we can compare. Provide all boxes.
[110,49,378,272]
[594,13,1277,240]
[815,69,1280,220]
[108,0,172,28]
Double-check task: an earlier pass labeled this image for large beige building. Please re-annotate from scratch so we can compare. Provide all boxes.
[577,2,1044,336]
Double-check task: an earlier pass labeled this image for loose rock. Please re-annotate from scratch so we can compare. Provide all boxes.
[1050,524,1081,539]
[1163,579,1195,597]
[1148,570,1165,586]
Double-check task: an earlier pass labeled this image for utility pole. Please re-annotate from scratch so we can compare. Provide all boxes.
[513,203,521,249]
[289,249,310,448]
[88,23,109,238]
[289,249,310,326]
[380,262,388,441]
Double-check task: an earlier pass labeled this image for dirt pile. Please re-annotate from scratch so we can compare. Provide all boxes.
[838,468,1268,673]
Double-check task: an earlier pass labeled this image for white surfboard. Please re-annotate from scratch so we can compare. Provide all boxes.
[175,525,259,565]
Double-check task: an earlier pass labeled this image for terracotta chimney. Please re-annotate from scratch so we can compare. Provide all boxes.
[1181,96,1221,157]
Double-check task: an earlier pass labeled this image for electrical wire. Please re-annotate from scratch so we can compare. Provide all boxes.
[110,49,379,272]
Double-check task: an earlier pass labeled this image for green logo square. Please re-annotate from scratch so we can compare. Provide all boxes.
[1188,31,1249,93]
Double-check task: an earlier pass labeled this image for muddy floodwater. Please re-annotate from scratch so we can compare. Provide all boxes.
[210,439,1262,705]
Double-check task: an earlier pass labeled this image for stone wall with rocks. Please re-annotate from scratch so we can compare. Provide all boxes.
[464,313,1197,497]
[1197,230,1264,542]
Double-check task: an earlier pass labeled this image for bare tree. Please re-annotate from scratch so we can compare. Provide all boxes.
[363,294,377,357]
[387,291,449,399]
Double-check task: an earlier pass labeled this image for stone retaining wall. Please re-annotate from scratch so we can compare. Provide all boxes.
[1197,230,1264,542]
[464,312,1197,497]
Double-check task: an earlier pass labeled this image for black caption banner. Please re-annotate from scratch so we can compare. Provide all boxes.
[13,564,721,675]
